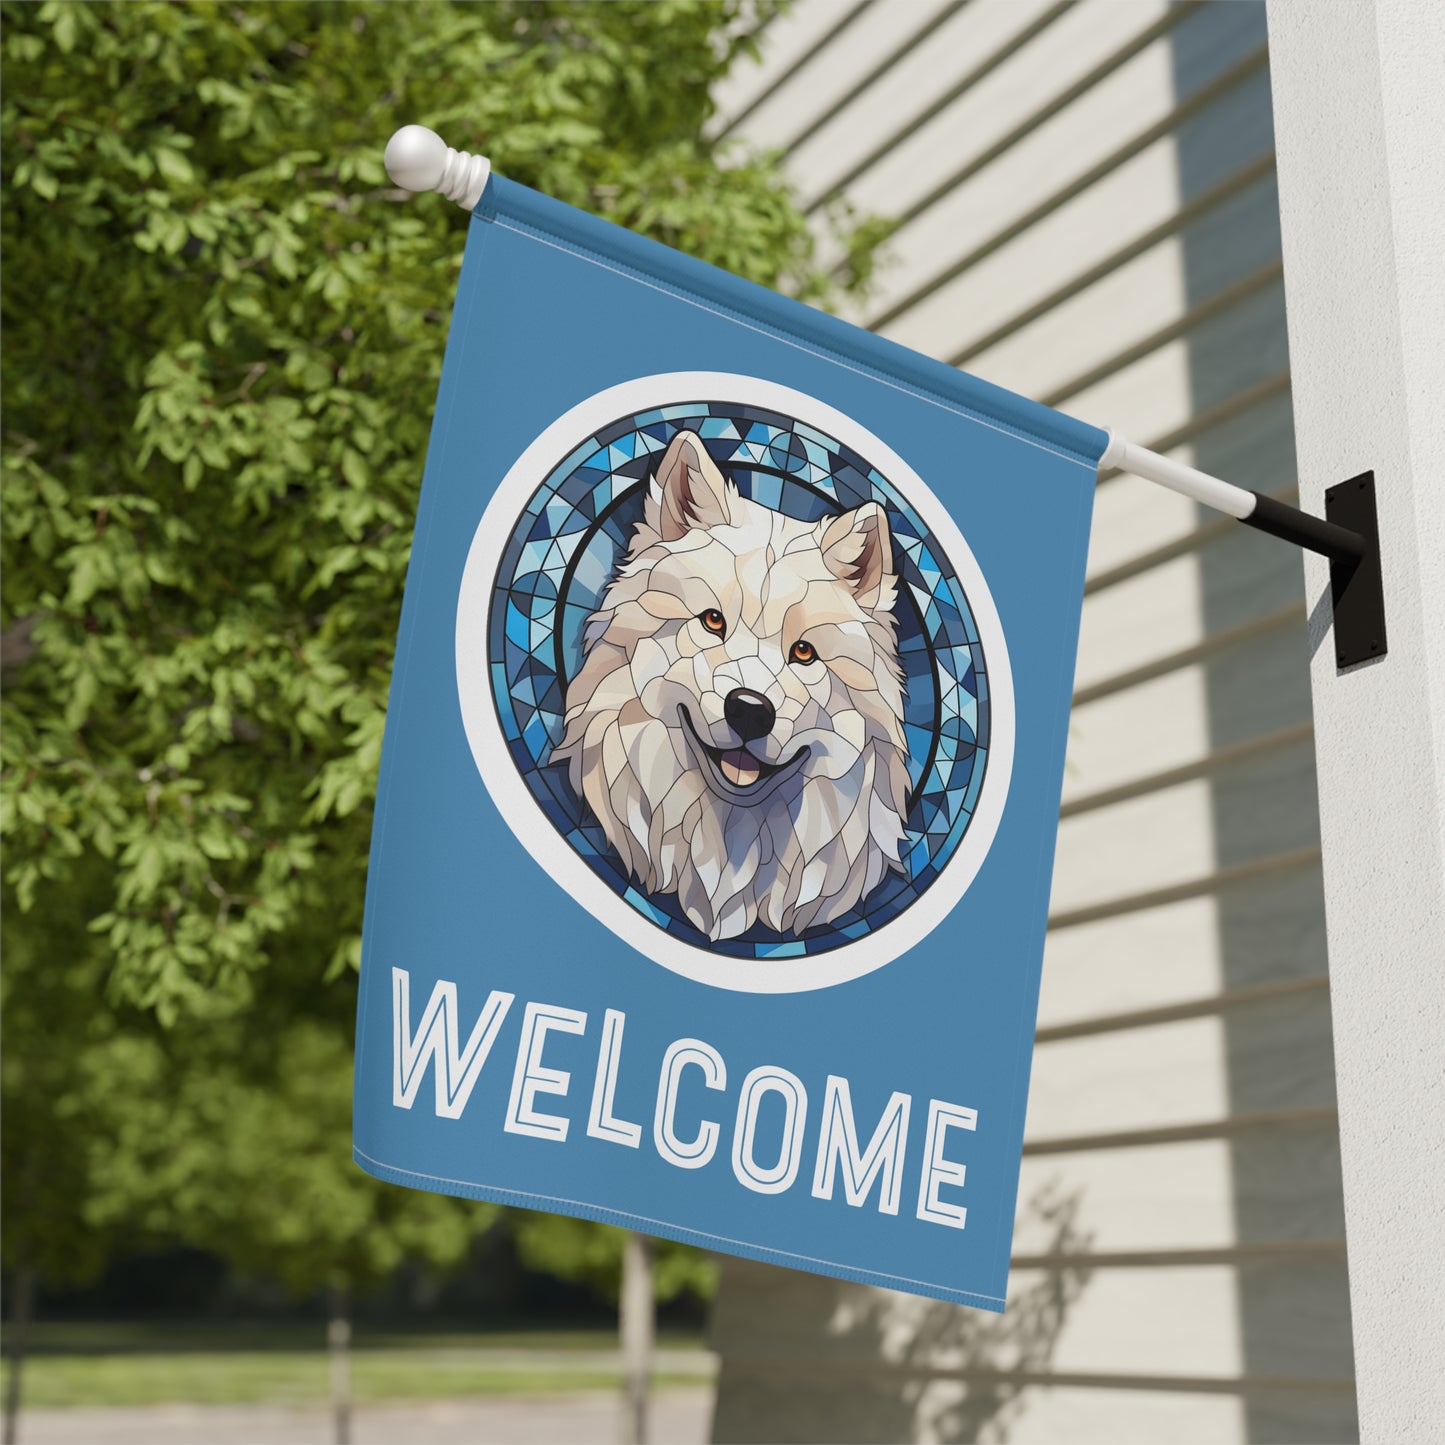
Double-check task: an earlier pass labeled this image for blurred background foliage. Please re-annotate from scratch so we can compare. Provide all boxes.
[0,0,886,1345]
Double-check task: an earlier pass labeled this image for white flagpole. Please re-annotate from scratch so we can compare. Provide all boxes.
[378,125,1381,652]
[1099,429,1256,519]
[1098,429,1382,665]
[384,125,490,210]
[1099,428,1366,564]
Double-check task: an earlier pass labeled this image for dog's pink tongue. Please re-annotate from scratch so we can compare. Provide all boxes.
[720,750,762,787]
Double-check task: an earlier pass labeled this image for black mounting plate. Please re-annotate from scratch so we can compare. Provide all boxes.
[1326,471,1386,668]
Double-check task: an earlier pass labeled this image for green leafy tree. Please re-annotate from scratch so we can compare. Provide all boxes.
[0,913,494,1438]
[1,0,886,1375]
[513,1212,718,1306]
[3,0,882,1017]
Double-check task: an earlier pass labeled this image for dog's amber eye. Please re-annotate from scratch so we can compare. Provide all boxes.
[699,609,726,638]
[789,640,817,665]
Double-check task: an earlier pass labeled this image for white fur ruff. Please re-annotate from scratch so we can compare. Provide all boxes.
[552,432,912,943]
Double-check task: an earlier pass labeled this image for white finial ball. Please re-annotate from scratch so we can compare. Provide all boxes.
[384,125,448,193]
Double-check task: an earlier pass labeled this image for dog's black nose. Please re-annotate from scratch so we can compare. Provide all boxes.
[724,688,776,743]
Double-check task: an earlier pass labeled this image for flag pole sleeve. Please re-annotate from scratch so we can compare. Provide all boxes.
[384,126,491,211]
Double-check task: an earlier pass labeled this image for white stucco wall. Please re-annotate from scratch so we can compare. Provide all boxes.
[1267,2,1445,1439]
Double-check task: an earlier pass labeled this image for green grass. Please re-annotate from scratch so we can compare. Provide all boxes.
[0,1325,715,1409]
[1,1352,710,1409]
[13,1320,701,1355]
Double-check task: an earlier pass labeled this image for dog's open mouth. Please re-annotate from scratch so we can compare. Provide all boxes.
[679,706,806,794]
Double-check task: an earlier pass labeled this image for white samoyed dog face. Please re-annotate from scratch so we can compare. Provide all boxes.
[552,430,911,942]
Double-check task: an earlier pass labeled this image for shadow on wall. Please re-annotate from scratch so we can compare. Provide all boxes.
[1169,3,1358,1442]
[709,1181,1093,1445]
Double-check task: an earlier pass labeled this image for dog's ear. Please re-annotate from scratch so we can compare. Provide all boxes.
[818,502,895,611]
[648,431,733,541]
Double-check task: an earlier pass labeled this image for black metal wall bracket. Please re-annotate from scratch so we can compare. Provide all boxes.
[1324,472,1387,667]
[1242,470,1386,669]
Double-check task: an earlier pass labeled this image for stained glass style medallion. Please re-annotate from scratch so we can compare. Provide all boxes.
[485,401,990,963]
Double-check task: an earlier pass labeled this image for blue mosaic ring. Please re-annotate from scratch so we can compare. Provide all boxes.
[488,402,989,962]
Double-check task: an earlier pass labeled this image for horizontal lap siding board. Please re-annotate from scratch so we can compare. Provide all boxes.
[706,3,1357,1442]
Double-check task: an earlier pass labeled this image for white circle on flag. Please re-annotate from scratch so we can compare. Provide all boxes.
[456,373,1014,993]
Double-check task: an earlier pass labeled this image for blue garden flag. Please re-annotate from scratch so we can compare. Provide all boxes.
[352,174,1107,1313]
